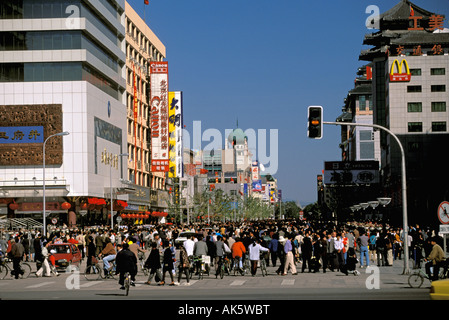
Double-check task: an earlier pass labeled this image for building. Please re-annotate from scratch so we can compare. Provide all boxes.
[0,0,128,226]
[338,64,381,163]
[122,1,168,219]
[359,0,449,226]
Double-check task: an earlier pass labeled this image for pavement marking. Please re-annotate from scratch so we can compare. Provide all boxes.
[230,280,246,286]
[26,281,55,288]
[80,281,103,288]
[281,279,295,285]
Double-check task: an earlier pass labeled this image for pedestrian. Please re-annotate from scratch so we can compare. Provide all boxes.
[320,235,329,273]
[178,244,190,285]
[144,242,162,285]
[159,240,175,286]
[282,233,297,275]
[10,237,24,279]
[369,231,377,266]
[36,244,51,277]
[358,231,370,268]
[268,233,279,267]
[85,235,96,270]
[301,234,313,273]
[276,236,286,275]
[334,234,344,271]
[248,238,269,276]
[214,236,226,277]
[341,247,360,276]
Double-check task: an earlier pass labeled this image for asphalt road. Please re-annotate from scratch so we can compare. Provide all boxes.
[0,257,431,301]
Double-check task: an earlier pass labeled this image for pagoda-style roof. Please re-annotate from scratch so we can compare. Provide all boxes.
[380,0,435,22]
[348,83,372,96]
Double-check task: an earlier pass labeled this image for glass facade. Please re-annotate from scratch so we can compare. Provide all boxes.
[0,62,119,99]
[0,0,121,46]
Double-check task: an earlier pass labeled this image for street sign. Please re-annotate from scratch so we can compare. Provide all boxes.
[439,224,449,234]
[437,201,449,224]
[51,218,57,225]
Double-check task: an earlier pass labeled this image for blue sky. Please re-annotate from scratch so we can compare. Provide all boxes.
[127,0,449,206]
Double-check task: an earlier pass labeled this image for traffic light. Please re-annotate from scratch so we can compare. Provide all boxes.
[307,106,323,139]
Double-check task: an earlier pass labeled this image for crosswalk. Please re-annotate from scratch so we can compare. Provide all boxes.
[21,277,298,290]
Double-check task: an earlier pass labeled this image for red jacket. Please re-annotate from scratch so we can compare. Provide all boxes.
[231,241,246,259]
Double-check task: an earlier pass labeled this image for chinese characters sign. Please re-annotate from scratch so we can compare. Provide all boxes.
[150,62,169,172]
[0,126,44,144]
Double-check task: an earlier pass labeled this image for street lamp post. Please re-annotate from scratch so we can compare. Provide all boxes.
[324,121,411,274]
[43,131,70,237]
[110,153,128,231]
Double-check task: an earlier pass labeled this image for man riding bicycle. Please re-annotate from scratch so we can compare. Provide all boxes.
[98,237,116,277]
[424,237,445,281]
[116,242,137,290]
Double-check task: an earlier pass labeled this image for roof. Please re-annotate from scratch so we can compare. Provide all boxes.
[380,0,436,22]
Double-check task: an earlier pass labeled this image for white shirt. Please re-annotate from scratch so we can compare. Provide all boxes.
[184,239,195,256]
[334,239,344,251]
[248,243,269,261]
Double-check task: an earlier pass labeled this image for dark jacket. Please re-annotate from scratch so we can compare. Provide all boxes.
[116,248,137,274]
[162,247,174,271]
[145,248,161,269]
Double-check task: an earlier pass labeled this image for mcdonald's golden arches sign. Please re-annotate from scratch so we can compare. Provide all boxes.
[390,59,411,82]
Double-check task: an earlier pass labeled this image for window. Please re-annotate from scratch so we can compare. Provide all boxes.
[431,85,446,92]
[410,69,421,76]
[407,102,422,112]
[431,68,445,75]
[432,122,447,132]
[408,122,422,132]
[358,95,366,110]
[407,86,422,93]
[431,102,447,112]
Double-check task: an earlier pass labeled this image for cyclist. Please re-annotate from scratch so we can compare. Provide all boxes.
[193,235,208,275]
[424,237,445,281]
[231,237,246,273]
[98,237,116,277]
[214,236,226,278]
[115,242,137,290]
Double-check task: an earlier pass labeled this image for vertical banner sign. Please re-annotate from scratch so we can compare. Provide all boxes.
[133,63,138,182]
[150,62,169,172]
[168,91,176,178]
[168,91,184,178]
[175,91,183,178]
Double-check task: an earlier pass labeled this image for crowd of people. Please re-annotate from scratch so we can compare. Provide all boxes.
[0,218,447,286]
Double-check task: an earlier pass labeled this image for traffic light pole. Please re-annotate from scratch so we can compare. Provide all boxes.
[323,121,410,275]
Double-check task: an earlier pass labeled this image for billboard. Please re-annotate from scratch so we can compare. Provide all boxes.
[324,161,379,185]
[150,62,169,172]
[168,91,183,178]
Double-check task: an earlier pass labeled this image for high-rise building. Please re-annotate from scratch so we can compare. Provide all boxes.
[0,0,128,226]
[359,0,449,226]
[122,1,167,217]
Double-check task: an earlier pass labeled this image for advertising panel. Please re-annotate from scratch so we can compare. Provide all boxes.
[390,59,411,82]
[150,62,169,172]
[324,161,379,185]
[0,104,63,166]
[168,91,183,178]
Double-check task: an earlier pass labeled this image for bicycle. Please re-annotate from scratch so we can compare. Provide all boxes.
[232,256,245,276]
[123,272,130,296]
[216,256,229,279]
[0,258,32,279]
[84,257,116,281]
[259,258,268,277]
[138,252,149,276]
[192,256,207,280]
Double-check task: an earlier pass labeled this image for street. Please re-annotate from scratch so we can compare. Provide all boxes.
[0,258,430,301]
